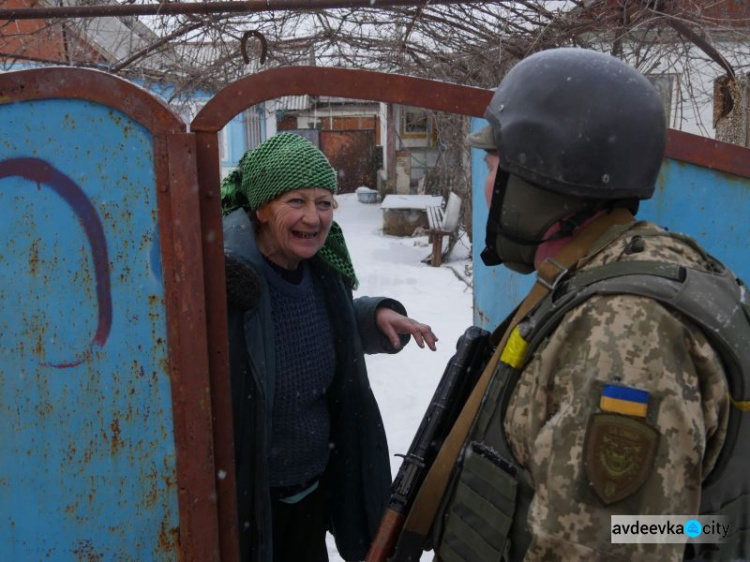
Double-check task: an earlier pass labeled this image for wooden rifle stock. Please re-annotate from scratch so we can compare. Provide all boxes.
[367,508,406,562]
[366,326,491,562]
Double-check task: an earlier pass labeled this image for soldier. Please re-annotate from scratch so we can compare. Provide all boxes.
[430,48,750,561]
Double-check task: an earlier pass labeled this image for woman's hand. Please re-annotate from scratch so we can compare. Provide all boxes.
[375,307,438,351]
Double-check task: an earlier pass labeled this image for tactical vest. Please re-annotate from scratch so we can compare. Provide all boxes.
[434,230,750,562]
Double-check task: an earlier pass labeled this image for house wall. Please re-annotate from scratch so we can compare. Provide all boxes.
[294,105,379,138]
[278,114,298,130]
[392,105,439,194]
[0,0,63,61]
[282,101,446,194]
[379,102,389,178]
[0,0,105,65]
[714,74,749,147]
[586,28,750,145]
[643,51,747,140]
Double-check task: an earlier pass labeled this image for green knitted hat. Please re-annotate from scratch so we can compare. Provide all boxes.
[232,132,337,210]
[221,132,358,288]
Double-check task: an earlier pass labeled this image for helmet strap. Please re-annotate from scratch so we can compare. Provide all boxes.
[481,168,510,266]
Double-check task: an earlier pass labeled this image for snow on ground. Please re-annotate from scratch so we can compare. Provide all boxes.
[325,193,474,561]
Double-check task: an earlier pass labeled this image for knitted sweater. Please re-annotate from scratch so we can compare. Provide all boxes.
[265,261,335,488]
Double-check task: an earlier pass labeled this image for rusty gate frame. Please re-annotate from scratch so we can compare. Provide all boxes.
[0,67,221,561]
[191,67,492,561]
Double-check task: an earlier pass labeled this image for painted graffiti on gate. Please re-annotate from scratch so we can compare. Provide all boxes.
[0,156,112,368]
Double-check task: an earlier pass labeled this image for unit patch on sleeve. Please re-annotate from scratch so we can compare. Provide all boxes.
[583,413,660,505]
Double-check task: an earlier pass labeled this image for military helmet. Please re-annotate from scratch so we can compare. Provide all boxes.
[485,48,666,200]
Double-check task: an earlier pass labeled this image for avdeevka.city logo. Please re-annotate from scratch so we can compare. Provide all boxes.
[684,519,702,539]
[611,516,730,543]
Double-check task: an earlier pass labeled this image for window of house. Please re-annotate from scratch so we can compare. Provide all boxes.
[401,107,432,138]
[244,107,264,151]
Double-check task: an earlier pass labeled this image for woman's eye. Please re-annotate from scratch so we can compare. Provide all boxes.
[287,198,304,207]
[316,201,332,210]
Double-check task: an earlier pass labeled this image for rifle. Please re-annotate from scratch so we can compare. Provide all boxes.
[366,326,492,562]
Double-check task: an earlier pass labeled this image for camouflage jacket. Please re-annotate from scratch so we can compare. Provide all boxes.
[504,220,730,561]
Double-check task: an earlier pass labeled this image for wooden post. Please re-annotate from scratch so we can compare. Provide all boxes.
[431,232,443,267]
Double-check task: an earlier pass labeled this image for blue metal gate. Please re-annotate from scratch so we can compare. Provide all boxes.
[0,68,220,561]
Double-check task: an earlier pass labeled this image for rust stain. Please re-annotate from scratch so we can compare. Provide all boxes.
[119,264,132,282]
[109,417,122,455]
[28,239,40,275]
[62,113,75,128]
[140,467,160,510]
[148,294,166,353]
[107,110,123,127]
[163,473,175,494]
[82,441,95,464]
[72,539,103,562]
[66,442,77,463]
[33,329,44,360]
[158,518,181,557]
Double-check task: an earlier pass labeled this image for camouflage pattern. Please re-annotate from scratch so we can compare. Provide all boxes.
[503,219,730,560]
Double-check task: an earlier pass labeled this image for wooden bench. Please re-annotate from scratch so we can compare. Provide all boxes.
[426,192,462,266]
[381,194,445,237]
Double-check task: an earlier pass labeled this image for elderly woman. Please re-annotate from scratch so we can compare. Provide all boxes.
[221,133,438,562]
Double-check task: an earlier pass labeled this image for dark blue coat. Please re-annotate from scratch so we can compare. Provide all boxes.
[223,209,406,562]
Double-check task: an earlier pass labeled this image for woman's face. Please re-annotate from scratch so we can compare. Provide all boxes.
[256,188,335,269]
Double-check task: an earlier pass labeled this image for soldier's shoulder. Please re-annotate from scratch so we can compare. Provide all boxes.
[586,220,714,271]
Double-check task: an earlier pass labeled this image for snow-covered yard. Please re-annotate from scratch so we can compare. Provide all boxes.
[326,193,474,561]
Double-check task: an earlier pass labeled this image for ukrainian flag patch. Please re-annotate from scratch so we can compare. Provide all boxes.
[599,384,649,418]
